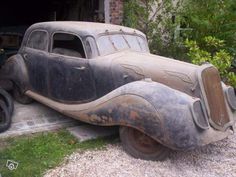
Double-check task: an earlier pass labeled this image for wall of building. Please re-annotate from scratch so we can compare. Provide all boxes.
[104,0,124,25]
[110,0,124,24]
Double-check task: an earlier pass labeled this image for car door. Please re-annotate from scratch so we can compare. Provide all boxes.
[48,32,96,103]
[23,30,49,96]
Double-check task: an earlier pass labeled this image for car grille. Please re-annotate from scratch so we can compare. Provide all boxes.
[201,66,230,128]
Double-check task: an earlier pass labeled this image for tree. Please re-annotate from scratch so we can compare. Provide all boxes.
[181,0,236,57]
[123,0,186,59]
[123,0,236,87]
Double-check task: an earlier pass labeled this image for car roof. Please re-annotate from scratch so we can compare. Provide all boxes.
[28,21,146,38]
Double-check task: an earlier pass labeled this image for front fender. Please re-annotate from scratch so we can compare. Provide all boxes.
[66,80,202,150]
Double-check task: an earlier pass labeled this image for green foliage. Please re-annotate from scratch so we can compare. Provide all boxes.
[185,37,236,87]
[124,0,236,84]
[0,130,113,177]
[123,0,186,59]
[181,0,236,57]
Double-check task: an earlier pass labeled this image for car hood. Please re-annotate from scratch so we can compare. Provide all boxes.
[109,51,200,96]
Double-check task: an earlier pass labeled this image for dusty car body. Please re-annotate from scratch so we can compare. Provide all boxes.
[0,22,236,160]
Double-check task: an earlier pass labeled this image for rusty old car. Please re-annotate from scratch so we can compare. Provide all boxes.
[0,22,235,160]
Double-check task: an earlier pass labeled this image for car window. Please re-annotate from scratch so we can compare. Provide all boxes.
[27,30,48,51]
[137,36,149,51]
[110,34,129,50]
[52,33,86,58]
[97,34,149,56]
[125,35,146,51]
[97,35,116,56]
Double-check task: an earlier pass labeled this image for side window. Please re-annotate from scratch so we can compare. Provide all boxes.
[52,33,86,58]
[27,30,48,51]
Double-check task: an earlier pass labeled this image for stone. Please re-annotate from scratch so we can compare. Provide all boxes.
[67,125,118,142]
[0,102,80,139]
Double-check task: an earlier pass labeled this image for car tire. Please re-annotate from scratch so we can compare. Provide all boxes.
[119,126,170,161]
[0,100,11,133]
[13,85,33,104]
[0,88,14,116]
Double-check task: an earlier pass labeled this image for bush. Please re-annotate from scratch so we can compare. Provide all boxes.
[123,0,236,85]
[185,36,236,87]
[181,0,236,58]
[123,0,186,59]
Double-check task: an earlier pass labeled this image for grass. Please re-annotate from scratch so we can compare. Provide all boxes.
[0,129,116,177]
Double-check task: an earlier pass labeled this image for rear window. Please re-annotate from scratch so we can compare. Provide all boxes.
[27,30,48,51]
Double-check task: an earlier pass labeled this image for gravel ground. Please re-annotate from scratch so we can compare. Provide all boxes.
[44,135,236,177]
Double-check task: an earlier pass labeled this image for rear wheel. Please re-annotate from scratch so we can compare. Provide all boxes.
[0,100,11,133]
[13,85,33,104]
[119,126,170,161]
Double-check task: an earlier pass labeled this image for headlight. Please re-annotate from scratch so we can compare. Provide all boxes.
[225,87,236,111]
[191,100,209,130]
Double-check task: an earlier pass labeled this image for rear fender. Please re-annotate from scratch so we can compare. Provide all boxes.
[0,54,29,91]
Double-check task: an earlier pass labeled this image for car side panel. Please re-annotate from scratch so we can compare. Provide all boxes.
[26,81,208,150]
[47,54,96,103]
[89,58,114,98]
[89,57,145,99]
[23,48,48,96]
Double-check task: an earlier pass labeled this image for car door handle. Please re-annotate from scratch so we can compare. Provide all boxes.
[74,66,86,71]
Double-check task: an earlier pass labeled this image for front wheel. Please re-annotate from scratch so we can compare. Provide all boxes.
[119,126,170,161]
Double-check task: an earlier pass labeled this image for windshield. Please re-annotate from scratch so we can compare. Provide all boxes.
[97,34,149,56]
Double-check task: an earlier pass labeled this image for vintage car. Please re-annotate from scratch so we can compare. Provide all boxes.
[0,25,27,59]
[0,32,23,58]
[0,22,235,160]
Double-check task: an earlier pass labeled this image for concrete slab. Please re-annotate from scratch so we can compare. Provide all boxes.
[67,125,118,142]
[0,101,81,139]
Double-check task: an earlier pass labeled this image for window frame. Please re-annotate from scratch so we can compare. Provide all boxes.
[49,31,88,59]
[26,29,49,51]
[84,35,99,59]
